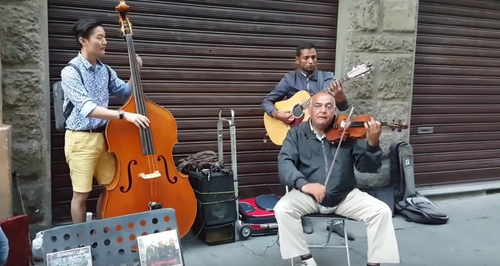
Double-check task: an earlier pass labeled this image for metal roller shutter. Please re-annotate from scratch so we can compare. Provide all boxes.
[410,0,500,186]
[48,0,338,222]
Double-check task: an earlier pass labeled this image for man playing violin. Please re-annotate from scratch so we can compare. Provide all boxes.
[262,42,353,237]
[61,19,150,224]
[274,92,400,266]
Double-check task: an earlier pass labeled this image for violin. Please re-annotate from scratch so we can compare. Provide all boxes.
[326,114,408,142]
[99,0,197,238]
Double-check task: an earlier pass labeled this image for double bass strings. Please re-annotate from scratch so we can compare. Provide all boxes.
[125,35,160,198]
[128,36,159,197]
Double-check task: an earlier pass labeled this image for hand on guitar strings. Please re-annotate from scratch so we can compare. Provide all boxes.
[327,80,346,102]
[275,111,295,124]
[124,112,150,129]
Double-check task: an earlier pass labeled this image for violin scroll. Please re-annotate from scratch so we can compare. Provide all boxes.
[387,120,409,132]
[116,0,133,37]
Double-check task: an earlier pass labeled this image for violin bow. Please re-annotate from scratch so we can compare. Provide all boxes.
[323,106,355,189]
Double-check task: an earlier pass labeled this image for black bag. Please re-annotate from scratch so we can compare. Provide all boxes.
[390,141,449,224]
[53,63,112,132]
[390,141,416,202]
[395,193,449,225]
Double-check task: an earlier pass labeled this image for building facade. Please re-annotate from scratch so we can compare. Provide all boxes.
[1,0,499,231]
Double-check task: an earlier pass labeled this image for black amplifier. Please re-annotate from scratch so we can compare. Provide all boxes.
[188,170,237,227]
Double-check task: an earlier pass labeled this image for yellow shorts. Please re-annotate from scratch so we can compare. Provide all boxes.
[64,130,116,193]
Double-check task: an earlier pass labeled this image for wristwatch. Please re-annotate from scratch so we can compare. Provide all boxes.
[118,110,124,119]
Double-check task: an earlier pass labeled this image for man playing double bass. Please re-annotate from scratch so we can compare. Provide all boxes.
[261,42,354,239]
[60,19,150,224]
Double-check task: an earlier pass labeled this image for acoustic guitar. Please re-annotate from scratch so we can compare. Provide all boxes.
[263,63,372,146]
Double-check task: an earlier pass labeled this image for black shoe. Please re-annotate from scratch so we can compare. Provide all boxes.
[326,221,355,241]
[302,217,314,234]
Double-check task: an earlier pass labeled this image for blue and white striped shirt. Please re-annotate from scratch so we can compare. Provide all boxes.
[60,53,131,131]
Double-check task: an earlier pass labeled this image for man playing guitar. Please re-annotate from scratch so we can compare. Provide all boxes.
[261,42,354,239]
[262,42,349,123]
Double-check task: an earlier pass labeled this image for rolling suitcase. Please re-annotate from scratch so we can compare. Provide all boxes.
[238,194,280,237]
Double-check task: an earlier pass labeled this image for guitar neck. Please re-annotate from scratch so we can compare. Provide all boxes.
[323,74,350,91]
[301,73,351,108]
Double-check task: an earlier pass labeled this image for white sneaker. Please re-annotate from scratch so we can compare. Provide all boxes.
[301,257,318,266]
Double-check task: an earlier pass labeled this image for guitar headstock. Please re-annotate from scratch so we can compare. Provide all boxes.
[388,120,409,132]
[116,0,133,38]
[346,63,373,79]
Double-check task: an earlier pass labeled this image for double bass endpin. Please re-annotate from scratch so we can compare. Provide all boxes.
[148,202,162,210]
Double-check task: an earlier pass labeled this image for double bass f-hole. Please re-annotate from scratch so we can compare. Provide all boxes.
[157,155,178,184]
[120,160,137,193]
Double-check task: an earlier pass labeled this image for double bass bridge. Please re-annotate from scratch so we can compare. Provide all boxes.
[139,170,161,179]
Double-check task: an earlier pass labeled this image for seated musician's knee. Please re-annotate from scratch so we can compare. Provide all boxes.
[369,201,392,222]
[379,203,392,218]
[274,199,294,221]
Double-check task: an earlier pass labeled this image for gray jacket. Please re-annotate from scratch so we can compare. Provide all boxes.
[278,122,383,207]
[262,69,349,116]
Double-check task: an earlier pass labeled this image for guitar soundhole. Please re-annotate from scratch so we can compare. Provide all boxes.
[291,104,304,118]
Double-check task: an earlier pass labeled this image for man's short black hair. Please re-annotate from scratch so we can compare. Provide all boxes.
[72,19,103,48]
[296,43,316,57]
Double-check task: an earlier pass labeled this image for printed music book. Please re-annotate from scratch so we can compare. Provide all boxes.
[45,246,93,266]
[137,229,184,266]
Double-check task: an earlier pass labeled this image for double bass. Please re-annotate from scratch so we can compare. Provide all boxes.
[100,0,197,238]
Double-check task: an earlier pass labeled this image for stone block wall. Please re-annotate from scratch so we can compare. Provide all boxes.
[0,12,13,220]
[0,0,51,231]
[336,0,418,187]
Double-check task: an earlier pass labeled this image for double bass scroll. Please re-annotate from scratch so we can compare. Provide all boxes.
[99,0,197,238]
